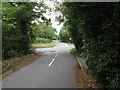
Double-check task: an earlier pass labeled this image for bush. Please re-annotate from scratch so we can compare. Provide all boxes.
[61,2,120,88]
[2,2,38,60]
[71,48,76,53]
[59,26,73,43]
[33,38,51,44]
[52,36,58,40]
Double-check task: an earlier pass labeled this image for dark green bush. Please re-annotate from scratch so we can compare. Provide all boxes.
[2,2,38,60]
[59,26,73,43]
[61,2,120,88]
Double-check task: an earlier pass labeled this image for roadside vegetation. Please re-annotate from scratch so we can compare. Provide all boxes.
[31,23,57,43]
[2,2,57,61]
[31,23,57,48]
[70,48,79,56]
[59,25,74,46]
[59,2,120,88]
[70,48,100,88]
[2,2,57,79]
[2,2,40,60]
[59,26,73,43]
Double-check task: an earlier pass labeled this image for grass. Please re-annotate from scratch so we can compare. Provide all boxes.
[67,43,74,46]
[71,48,76,53]
[70,48,80,56]
[32,42,56,48]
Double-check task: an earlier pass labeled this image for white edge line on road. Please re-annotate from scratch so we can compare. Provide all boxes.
[48,58,55,67]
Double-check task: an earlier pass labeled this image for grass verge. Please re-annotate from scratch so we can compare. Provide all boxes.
[1,53,41,80]
[32,42,56,48]
[70,48,80,56]
[67,43,74,46]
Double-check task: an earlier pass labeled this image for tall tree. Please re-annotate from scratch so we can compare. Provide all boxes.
[32,23,56,40]
[59,25,72,43]
[2,2,46,59]
[59,2,120,88]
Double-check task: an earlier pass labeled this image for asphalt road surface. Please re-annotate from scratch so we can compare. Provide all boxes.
[2,41,77,88]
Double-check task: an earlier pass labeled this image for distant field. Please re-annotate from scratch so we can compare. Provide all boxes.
[67,43,74,46]
[32,43,56,48]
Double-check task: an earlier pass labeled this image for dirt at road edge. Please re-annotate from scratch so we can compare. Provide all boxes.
[75,64,100,88]
[1,53,41,80]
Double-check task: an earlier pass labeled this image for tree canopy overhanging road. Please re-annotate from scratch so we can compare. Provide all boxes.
[2,1,120,88]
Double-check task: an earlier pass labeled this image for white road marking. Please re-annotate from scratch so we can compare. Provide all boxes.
[55,54,57,57]
[48,58,55,67]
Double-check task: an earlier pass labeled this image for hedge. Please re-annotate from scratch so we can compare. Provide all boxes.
[61,2,120,88]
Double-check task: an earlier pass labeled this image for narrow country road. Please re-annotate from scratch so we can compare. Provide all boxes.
[2,41,77,88]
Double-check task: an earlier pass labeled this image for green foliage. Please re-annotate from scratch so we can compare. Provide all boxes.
[32,23,56,41]
[59,26,72,43]
[52,34,59,40]
[60,2,120,88]
[71,48,76,53]
[67,43,74,46]
[2,2,46,60]
[70,48,79,56]
[33,38,51,44]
